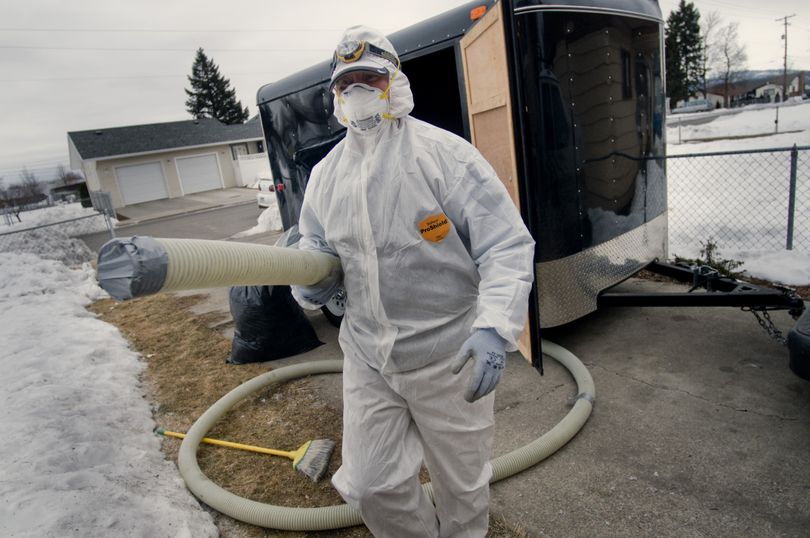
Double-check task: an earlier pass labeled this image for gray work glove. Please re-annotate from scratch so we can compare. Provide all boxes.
[293,255,343,306]
[451,328,507,402]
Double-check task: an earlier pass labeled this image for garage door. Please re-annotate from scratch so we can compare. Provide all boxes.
[177,154,223,194]
[115,162,169,205]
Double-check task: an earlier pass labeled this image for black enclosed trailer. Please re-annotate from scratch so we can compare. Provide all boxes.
[256,0,809,376]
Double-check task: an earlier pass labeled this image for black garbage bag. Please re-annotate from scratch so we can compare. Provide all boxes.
[227,284,322,364]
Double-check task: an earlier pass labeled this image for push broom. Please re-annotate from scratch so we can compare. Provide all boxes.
[156,428,335,482]
[94,236,341,483]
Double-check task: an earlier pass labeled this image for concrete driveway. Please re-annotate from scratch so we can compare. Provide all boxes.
[79,188,268,252]
[115,187,259,225]
[491,278,809,537]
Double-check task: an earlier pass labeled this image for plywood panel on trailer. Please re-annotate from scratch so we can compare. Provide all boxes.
[460,2,531,361]
[471,107,520,207]
[461,3,521,208]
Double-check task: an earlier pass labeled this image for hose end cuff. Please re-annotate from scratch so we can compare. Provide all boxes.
[97,236,169,300]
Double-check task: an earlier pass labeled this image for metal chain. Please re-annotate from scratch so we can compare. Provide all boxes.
[745,308,787,345]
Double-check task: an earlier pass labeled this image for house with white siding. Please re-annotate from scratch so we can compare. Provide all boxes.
[68,116,270,209]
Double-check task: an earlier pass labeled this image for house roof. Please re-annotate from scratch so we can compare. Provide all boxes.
[68,116,263,160]
[707,79,762,97]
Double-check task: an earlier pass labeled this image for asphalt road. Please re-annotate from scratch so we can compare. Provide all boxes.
[79,201,264,252]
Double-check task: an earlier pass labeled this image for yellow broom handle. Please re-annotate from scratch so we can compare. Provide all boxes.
[159,429,295,459]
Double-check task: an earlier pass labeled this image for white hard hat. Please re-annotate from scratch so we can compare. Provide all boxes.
[330,26,399,90]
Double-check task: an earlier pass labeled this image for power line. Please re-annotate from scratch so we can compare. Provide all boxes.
[0,72,281,83]
[0,160,68,172]
[0,27,347,33]
[0,45,328,53]
[694,0,785,18]
[0,156,67,168]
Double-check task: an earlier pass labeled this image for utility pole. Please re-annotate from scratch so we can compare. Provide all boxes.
[776,14,795,102]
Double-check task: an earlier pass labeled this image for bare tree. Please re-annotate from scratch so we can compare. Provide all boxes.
[0,177,23,221]
[17,167,46,211]
[700,10,721,100]
[0,176,7,209]
[55,164,84,185]
[715,21,747,108]
[0,177,21,223]
[55,164,68,186]
[19,167,42,198]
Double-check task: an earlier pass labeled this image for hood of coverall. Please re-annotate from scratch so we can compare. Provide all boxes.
[331,26,414,135]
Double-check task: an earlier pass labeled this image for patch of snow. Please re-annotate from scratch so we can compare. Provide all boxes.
[1,202,115,235]
[0,226,217,537]
[230,202,283,238]
[666,100,810,285]
[0,227,95,266]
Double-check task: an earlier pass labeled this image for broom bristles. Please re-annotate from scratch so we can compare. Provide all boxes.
[294,439,336,482]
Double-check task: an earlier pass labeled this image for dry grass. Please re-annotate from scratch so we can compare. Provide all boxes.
[89,293,526,537]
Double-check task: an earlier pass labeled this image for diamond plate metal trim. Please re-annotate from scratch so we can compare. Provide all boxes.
[536,212,667,327]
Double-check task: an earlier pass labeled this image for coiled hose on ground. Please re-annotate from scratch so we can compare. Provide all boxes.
[95,237,595,531]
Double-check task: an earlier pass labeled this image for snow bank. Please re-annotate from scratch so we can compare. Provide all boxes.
[1,202,115,235]
[666,100,810,286]
[0,228,95,266]
[230,203,283,239]
[0,240,217,537]
[667,99,810,154]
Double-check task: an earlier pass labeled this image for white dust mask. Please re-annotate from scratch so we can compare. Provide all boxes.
[338,83,390,133]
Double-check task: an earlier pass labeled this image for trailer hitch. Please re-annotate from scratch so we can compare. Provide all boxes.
[597,260,809,380]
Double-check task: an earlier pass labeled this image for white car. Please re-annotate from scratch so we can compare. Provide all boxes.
[671,99,713,114]
[256,178,276,208]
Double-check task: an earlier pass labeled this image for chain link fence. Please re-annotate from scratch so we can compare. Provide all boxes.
[666,145,809,256]
[0,192,116,262]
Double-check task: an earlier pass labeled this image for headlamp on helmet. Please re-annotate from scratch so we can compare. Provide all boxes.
[335,39,366,63]
[331,40,399,69]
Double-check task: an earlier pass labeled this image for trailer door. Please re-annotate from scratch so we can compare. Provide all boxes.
[460,1,531,361]
[460,2,521,210]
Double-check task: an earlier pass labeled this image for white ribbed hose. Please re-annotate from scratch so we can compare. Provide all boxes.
[178,342,594,531]
[158,238,338,291]
[95,237,341,301]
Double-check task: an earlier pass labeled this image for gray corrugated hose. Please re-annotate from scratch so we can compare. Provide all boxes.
[95,237,339,301]
[178,343,594,531]
[94,238,595,530]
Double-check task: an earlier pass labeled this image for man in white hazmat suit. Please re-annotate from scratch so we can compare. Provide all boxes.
[291,26,535,537]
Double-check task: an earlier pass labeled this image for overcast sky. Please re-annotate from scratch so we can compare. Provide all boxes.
[1,0,808,184]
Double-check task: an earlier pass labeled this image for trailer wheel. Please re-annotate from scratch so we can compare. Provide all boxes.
[321,287,345,327]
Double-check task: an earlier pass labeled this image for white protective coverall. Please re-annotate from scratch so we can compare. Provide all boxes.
[292,26,535,538]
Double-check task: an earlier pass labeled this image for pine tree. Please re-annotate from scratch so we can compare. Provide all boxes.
[665,0,703,107]
[185,48,249,124]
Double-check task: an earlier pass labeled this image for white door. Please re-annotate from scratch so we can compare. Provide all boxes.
[115,162,169,205]
[176,154,223,194]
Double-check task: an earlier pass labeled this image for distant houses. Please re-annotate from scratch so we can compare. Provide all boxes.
[672,71,807,111]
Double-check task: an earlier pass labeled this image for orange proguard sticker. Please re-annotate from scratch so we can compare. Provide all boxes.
[418,213,451,243]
